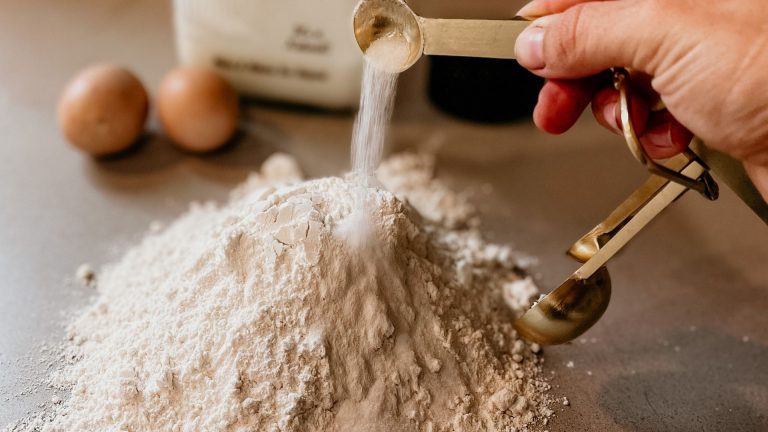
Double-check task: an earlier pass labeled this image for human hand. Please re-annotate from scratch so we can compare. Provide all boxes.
[514,0,768,199]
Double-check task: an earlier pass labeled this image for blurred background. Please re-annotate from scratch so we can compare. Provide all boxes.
[0,1,766,431]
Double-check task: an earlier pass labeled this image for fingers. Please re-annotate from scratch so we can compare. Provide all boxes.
[517,0,609,18]
[517,0,690,159]
[516,1,665,79]
[638,111,692,159]
[591,86,691,159]
[591,87,622,132]
[533,78,600,134]
[590,86,649,136]
[534,78,691,158]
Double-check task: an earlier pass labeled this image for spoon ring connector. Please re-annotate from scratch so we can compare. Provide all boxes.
[612,68,719,200]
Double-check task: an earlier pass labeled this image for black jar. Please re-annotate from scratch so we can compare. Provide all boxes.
[427,56,544,123]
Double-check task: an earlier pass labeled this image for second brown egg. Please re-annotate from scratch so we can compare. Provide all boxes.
[157,66,239,153]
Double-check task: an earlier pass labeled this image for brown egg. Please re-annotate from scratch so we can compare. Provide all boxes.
[156,66,239,153]
[58,64,149,156]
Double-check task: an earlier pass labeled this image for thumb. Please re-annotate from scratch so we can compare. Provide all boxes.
[515,1,665,79]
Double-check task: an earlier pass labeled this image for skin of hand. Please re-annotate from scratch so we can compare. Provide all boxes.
[513,0,768,200]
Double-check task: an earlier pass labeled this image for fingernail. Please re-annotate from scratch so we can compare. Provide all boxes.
[515,26,545,70]
[516,1,546,18]
[641,121,678,159]
[602,102,620,133]
[644,121,672,147]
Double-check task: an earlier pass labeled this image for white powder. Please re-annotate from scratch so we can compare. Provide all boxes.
[364,36,412,74]
[347,50,400,249]
[350,61,398,186]
[74,264,95,287]
[8,153,552,432]
[503,277,540,311]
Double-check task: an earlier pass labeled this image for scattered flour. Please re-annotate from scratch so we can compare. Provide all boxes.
[502,278,540,311]
[5,152,552,432]
[74,264,94,287]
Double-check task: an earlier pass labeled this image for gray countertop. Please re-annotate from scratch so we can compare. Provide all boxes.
[1,1,766,431]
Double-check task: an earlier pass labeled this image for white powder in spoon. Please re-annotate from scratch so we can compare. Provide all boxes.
[364,35,412,74]
[7,152,552,432]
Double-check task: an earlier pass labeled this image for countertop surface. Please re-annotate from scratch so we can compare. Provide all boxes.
[1,1,766,431]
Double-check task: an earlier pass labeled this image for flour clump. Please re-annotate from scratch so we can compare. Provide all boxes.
[17,153,551,432]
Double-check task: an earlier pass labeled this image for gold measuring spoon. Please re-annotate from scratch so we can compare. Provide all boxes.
[515,70,765,345]
[515,154,711,345]
[353,0,531,72]
[514,70,721,345]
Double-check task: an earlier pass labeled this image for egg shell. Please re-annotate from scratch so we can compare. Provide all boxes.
[57,64,149,156]
[157,66,239,153]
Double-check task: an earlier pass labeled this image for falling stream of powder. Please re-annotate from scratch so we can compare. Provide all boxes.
[347,36,408,247]
[350,62,399,185]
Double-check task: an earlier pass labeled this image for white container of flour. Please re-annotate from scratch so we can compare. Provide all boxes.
[172,0,363,110]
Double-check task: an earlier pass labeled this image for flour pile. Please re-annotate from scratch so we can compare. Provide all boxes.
[11,153,552,432]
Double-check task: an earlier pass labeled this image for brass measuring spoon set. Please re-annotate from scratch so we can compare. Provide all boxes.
[352,0,768,345]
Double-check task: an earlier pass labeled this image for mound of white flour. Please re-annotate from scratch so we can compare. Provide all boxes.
[15,153,552,432]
